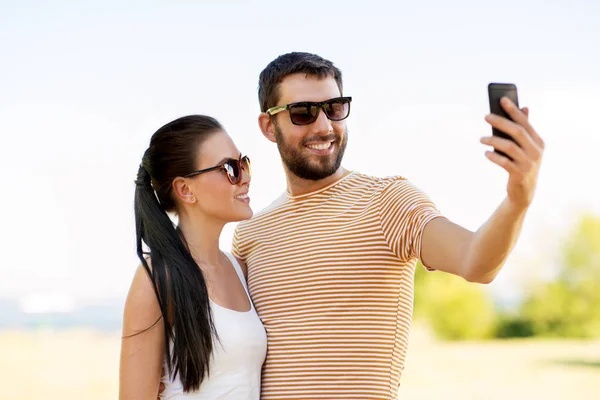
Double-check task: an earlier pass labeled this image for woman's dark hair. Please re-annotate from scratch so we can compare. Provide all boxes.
[133,115,223,391]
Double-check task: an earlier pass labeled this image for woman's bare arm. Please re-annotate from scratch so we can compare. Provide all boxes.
[119,265,165,400]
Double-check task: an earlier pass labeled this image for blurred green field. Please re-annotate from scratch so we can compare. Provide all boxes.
[1,325,598,399]
[401,324,600,399]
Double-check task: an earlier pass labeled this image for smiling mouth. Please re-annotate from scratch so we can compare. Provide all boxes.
[306,141,334,151]
[234,193,249,200]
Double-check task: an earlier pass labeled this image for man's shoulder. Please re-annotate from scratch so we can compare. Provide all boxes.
[351,171,411,192]
[350,172,433,209]
[235,173,415,231]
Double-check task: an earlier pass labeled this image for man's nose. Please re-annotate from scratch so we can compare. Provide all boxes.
[310,108,334,135]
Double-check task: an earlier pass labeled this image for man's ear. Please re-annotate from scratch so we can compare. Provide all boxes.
[258,112,277,143]
[171,177,196,205]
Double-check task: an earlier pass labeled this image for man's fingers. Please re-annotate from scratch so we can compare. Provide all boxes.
[157,382,165,399]
[501,98,544,151]
[485,113,541,160]
[484,151,520,175]
[158,367,165,399]
[480,136,529,167]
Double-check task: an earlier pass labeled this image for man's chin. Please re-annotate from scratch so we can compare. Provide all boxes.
[291,163,339,181]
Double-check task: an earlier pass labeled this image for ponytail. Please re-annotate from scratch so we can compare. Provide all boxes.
[133,162,216,392]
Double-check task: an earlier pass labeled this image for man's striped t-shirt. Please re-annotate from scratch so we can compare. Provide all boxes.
[232,171,443,399]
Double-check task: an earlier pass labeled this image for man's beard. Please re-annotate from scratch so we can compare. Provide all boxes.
[274,122,348,181]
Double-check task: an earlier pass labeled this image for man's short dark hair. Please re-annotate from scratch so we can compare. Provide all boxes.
[258,52,343,112]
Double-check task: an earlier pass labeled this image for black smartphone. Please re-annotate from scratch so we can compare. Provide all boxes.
[488,83,519,159]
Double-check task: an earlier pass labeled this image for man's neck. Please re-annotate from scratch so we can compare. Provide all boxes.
[285,166,350,197]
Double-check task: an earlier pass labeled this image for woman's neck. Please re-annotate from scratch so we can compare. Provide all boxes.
[177,211,224,266]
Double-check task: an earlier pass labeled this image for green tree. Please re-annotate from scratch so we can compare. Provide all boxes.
[414,214,600,339]
[413,262,497,340]
[520,214,600,338]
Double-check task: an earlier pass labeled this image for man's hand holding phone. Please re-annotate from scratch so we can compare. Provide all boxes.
[481,87,545,210]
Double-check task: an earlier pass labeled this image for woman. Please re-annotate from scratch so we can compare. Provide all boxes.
[119,115,266,399]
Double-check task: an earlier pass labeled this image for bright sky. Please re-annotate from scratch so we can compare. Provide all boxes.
[1,0,599,308]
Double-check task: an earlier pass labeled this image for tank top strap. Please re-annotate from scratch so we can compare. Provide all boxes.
[223,252,250,296]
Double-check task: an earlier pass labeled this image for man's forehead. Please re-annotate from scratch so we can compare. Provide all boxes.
[278,73,341,104]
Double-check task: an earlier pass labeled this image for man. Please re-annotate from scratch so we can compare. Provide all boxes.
[233,52,544,399]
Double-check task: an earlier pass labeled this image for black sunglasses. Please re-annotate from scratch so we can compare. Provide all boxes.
[183,155,251,185]
[266,96,352,126]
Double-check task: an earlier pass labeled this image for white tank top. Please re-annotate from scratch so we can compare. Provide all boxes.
[159,253,267,399]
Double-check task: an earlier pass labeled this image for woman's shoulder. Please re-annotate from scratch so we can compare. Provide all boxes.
[122,259,163,334]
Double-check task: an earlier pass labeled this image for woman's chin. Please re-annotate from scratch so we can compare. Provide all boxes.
[231,207,253,222]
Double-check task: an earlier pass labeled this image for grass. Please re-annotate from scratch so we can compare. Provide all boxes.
[400,324,600,399]
[0,325,598,399]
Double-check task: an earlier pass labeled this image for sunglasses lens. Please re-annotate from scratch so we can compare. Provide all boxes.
[241,156,251,178]
[224,161,240,184]
[324,98,350,121]
[289,104,318,125]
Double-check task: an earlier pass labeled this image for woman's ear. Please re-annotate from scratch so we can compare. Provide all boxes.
[171,177,196,205]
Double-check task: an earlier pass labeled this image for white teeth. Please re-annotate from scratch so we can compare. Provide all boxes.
[307,142,332,150]
[235,194,248,199]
